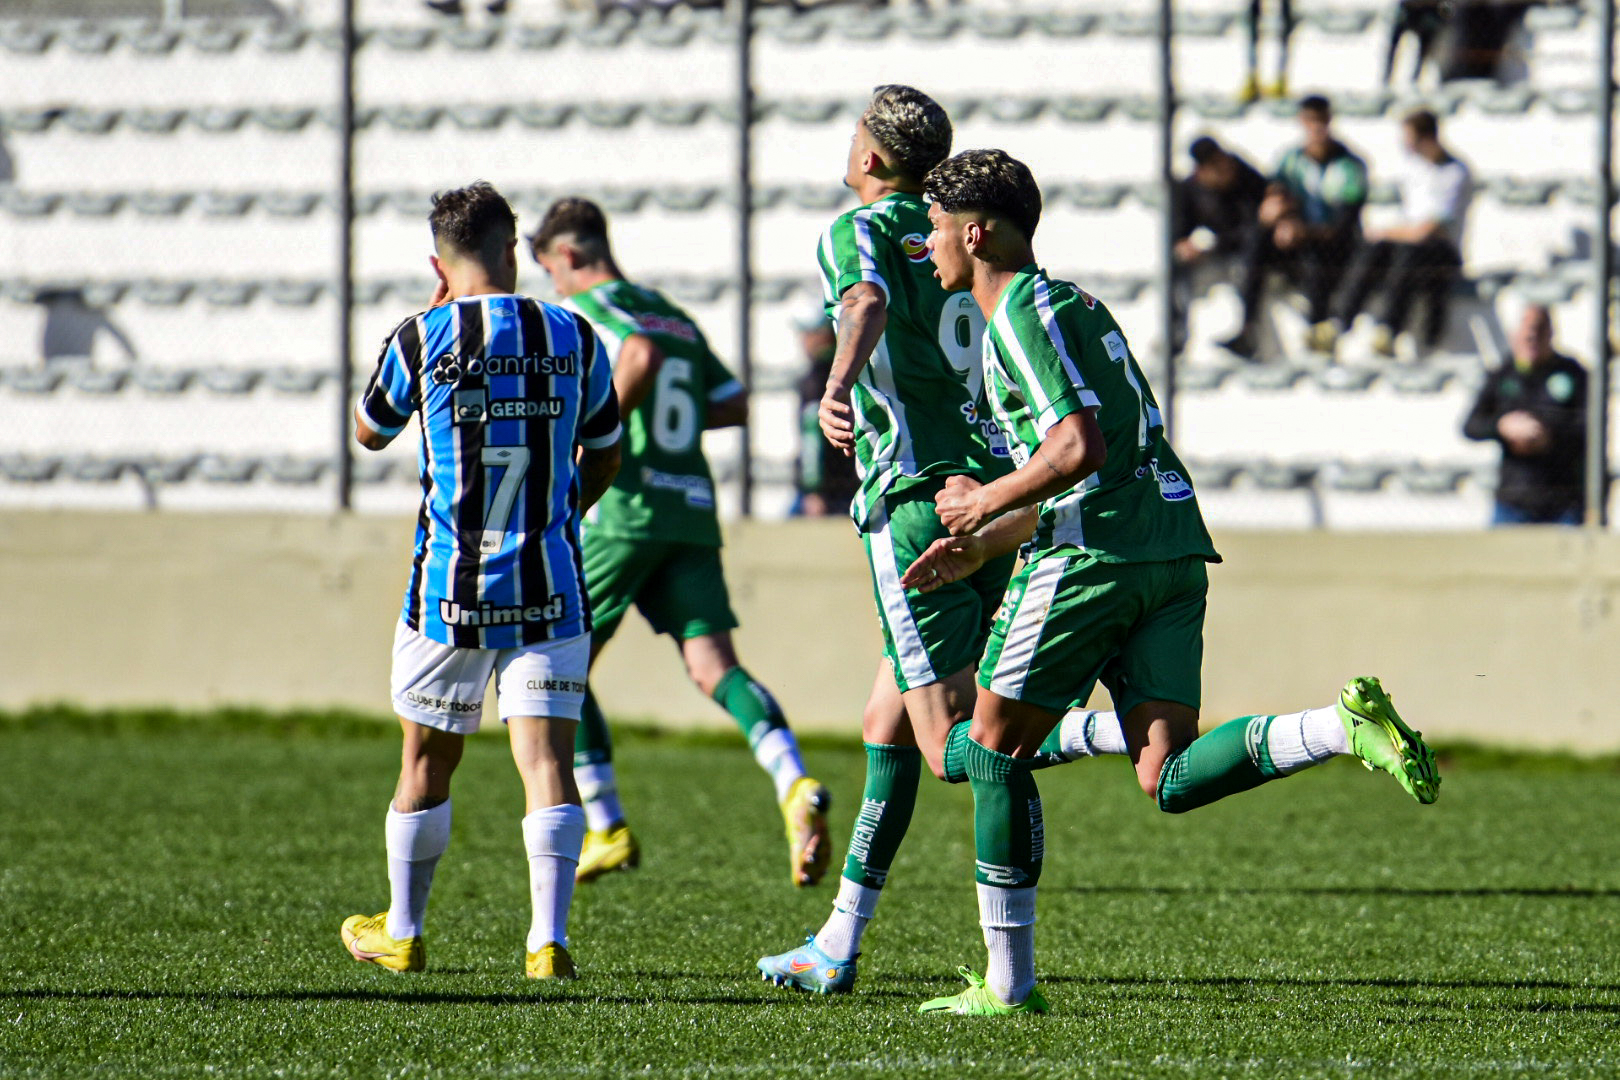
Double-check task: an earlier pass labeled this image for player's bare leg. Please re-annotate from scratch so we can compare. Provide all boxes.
[679,631,830,887]
[510,715,584,979]
[341,719,462,973]
[573,640,636,884]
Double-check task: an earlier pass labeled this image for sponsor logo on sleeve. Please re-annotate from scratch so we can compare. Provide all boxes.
[1101,331,1129,363]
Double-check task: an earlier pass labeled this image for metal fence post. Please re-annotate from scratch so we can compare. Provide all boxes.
[1158,0,1178,439]
[734,0,756,518]
[1589,0,1615,528]
[336,0,357,512]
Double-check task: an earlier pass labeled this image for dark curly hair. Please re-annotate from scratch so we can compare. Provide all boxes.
[861,85,953,185]
[428,181,516,261]
[922,149,1043,241]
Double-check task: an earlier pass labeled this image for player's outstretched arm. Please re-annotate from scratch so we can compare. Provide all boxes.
[353,409,396,451]
[901,501,1038,594]
[706,388,748,431]
[577,442,621,512]
[613,334,664,414]
[934,409,1106,536]
[820,282,888,457]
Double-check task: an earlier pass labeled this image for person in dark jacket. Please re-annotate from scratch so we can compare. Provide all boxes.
[1171,136,1269,358]
[1463,305,1587,525]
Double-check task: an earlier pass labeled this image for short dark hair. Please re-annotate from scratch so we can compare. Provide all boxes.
[529,197,612,263]
[922,148,1043,241]
[1299,94,1332,118]
[1189,136,1224,165]
[1403,107,1439,141]
[861,84,953,184]
[428,181,516,261]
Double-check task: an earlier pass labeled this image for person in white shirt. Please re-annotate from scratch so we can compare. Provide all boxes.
[1333,109,1472,357]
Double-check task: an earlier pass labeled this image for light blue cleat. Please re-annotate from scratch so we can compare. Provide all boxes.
[756,935,857,995]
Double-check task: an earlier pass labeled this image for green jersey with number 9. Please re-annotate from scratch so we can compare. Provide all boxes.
[817,192,1011,530]
[565,280,739,547]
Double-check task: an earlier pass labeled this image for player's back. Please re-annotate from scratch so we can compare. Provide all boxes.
[565,279,734,547]
[817,192,1008,526]
[983,269,1217,564]
[362,293,619,649]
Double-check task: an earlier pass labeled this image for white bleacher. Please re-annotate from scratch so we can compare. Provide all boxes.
[0,1,1608,526]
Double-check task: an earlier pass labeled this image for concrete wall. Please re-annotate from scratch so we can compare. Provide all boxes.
[2,511,1616,752]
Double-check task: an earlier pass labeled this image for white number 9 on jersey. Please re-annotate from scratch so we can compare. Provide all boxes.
[937,292,987,402]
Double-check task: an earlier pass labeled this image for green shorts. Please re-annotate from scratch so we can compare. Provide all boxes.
[862,482,1018,693]
[583,533,739,644]
[978,552,1209,718]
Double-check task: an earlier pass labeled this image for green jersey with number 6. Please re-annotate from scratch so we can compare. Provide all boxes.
[565,279,740,547]
[982,265,1220,564]
[817,192,1010,530]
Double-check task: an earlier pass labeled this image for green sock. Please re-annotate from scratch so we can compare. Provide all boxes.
[966,737,1044,888]
[1156,715,1283,814]
[712,666,788,748]
[839,743,921,888]
[945,721,1068,781]
[573,689,613,768]
[942,721,970,784]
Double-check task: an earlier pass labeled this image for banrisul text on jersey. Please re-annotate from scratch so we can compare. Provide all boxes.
[360,294,621,648]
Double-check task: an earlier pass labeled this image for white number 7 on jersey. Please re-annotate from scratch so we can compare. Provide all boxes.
[480,445,531,554]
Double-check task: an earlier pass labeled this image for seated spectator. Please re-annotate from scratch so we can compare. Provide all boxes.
[792,309,857,518]
[1171,136,1268,357]
[1332,109,1471,359]
[1463,305,1587,526]
[1224,96,1368,360]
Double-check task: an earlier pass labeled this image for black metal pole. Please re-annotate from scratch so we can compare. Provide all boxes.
[337,0,357,512]
[735,0,755,517]
[1158,0,1178,438]
[1588,0,1615,527]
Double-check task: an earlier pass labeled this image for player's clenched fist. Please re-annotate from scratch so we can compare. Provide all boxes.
[901,534,987,594]
[819,385,856,457]
[934,474,989,536]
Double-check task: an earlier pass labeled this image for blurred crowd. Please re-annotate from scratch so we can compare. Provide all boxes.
[1173,95,1472,364]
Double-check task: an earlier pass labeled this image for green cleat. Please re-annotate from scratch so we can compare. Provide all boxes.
[918,967,1050,1016]
[1337,676,1440,804]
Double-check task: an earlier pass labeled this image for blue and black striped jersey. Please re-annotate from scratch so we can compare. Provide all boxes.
[360,294,621,649]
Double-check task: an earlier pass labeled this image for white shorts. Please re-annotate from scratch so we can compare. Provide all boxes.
[389,620,590,735]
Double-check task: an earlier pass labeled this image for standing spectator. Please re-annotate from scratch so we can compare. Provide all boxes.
[1224,96,1368,360]
[791,309,857,517]
[1463,305,1586,526]
[1240,0,1295,103]
[1171,136,1268,357]
[1333,109,1471,358]
[1383,0,1449,86]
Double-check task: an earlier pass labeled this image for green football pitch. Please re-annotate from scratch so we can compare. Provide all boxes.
[2,710,1618,1079]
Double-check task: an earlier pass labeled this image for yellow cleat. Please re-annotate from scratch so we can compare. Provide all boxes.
[1237,72,1262,105]
[340,912,424,973]
[1266,76,1291,100]
[526,941,578,980]
[576,824,640,884]
[781,776,832,888]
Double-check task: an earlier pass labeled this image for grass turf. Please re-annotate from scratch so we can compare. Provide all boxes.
[1,712,1617,1078]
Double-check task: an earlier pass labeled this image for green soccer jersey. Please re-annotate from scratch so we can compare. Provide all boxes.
[817,192,1010,530]
[982,266,1220,564]
[565,279,740,547]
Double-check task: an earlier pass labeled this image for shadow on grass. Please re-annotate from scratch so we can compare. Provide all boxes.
[881,971,1620,995]
[1063,884,1620,899]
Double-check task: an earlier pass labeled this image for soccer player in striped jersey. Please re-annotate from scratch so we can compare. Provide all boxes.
[757,86,1126,996]
[903,150,1440,1015]
[529,198,831,889]
[340,182,623,981]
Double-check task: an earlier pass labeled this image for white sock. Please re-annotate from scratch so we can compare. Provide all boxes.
[754,727,808,803]
[812,877,882,961]
[384,801,452,940]
[575,762,625,832]
[1058,709,1127,758]
[521,804,586,952]
[978,883,1037,1006]
[1263,705,1350,775]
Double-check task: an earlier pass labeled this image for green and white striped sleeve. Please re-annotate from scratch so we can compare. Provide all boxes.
[818,206,894,302]
[992,279,1101,438]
